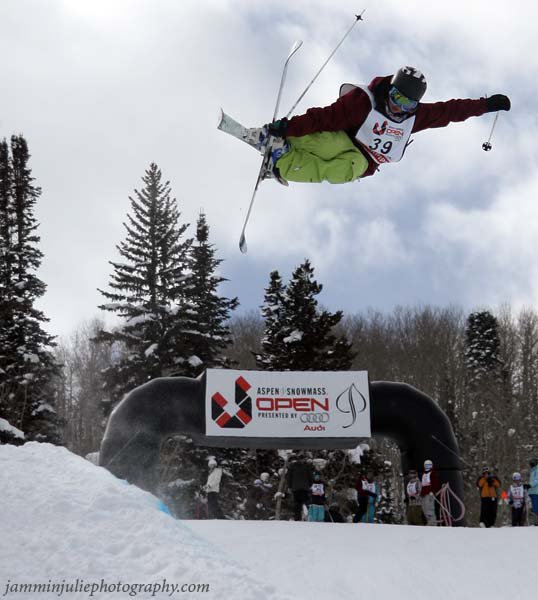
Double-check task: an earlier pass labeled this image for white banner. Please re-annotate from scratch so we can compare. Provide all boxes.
[205,370,371,438]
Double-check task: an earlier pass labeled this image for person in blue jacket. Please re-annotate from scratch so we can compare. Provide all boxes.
[529,458,538,526]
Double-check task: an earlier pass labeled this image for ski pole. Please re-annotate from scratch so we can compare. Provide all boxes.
[285,10,366,119]
[239,40,303,254]
[482,111,499,151]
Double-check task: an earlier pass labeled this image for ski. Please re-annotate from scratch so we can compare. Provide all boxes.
[217,110,262,151]
[238,40,303,254]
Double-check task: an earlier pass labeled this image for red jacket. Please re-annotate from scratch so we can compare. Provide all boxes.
[356,477,377,499]
[285,75,489,178]
[420,469,441,496]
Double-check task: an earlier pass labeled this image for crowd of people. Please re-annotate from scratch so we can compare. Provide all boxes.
[474,459,538,528]
[197,454,538,527]
[402,458,538,528]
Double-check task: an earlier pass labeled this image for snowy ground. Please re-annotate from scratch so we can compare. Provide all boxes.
[1,443,536,600]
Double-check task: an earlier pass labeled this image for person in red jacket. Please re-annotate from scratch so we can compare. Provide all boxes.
[251,66,510,185]
[353,472,377,523]
[420,459,441,526]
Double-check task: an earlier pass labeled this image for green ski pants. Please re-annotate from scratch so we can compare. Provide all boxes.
[275,131,369,184]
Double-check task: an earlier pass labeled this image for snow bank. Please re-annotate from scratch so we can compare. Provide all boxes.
[0,443,290,600]
[1,443,536,600]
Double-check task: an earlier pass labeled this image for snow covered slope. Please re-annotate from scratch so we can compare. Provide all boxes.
[0,443,290,600]
[1,443,535,600]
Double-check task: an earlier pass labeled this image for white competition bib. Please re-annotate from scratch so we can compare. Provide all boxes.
[511,484,524,500]
[407,481,419,497]
[422,472,431,487]
[343,84,415,165]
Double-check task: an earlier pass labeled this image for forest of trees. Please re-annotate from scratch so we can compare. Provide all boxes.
[1,137,537,526]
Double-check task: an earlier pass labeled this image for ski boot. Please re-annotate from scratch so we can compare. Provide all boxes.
[241,125,270,151]
[261,142,290,186]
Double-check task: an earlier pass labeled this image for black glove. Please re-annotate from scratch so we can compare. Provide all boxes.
[509,500,513,506]
[487,476,494,486]
[266,118,289,137]
[486,94,511,112]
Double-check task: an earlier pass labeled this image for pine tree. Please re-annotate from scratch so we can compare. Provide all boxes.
[462,309,505,474]
[178,212,239,377]
[0,136,61,444]
[256,271,286,370]
[96,163,191,409]
[256,260,355,371]
[465,310,502,384]
[158,213,240,510]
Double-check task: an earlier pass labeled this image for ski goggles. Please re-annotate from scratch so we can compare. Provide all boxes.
[389,86,419,112]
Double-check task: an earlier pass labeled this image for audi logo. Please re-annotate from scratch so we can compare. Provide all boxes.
[300,413,330,424]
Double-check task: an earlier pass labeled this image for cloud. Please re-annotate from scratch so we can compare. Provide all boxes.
[423,169,538,307]
[1,0,535,335]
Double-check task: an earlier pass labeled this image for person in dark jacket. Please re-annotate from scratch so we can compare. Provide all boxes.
[353,472,377,523]
[286,453,314,521]
[476,466,501,528]
[247,66,511,185]
[245,475,273,520]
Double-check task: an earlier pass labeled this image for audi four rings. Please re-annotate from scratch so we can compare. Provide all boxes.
[300,413,330,423]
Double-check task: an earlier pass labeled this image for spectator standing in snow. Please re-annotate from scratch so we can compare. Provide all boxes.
[308,472,326,522]
[405,469,423,526]
[353,472,377,523]
[420,459,441,526]
[205,458,224,519]
[476,466,501,528]
[193,490,209,519]
[286,453,314,521]
[245,473,273,520]
[245,479,265,519]
[528,458,538,526]
[509,472,528,527]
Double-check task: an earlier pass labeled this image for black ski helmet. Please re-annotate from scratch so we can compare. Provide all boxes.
[391,66,427,101]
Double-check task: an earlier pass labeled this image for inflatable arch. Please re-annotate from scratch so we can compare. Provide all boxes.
[99,374,465,525]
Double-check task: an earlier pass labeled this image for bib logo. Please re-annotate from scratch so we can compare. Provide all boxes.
[373,121,388,135]
[212,376,253,428]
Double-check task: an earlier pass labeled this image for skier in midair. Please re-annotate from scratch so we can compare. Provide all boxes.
[243,66,511,185]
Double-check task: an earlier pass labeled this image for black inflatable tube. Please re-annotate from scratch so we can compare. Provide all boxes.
[99,375,464,525]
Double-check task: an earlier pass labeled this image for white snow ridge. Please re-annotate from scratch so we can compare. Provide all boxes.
[1,443,536,600]
[0,443,290,600]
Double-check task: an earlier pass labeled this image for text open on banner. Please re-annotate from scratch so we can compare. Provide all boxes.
[205,370,371,438]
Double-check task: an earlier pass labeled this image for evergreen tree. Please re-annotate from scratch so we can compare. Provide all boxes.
[462,309,505,473]
[158,213,239,511]
[256,260,355,370]
[178,212,239,377]
[0,136,60,444]
[465,310,502,384]
[256,271,286,370]
[96,163,191,409]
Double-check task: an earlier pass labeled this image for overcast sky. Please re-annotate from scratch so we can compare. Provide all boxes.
[1,0,536,338]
